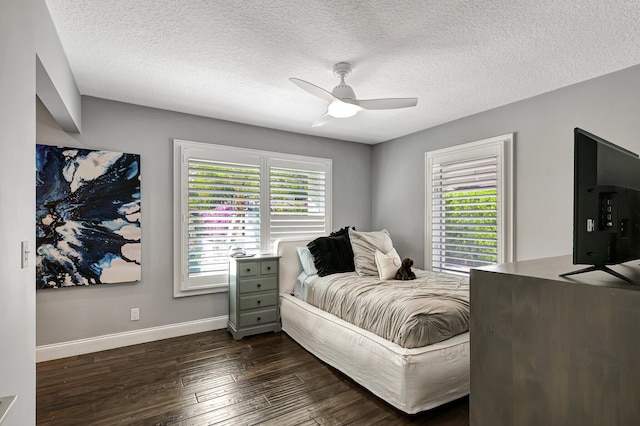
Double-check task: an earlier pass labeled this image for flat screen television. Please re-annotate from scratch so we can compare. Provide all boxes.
[560,128,640,285]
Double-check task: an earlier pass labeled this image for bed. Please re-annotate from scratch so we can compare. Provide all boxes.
[275,236,470,415]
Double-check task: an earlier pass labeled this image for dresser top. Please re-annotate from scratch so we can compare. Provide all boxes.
[473,255,640,291]
[229,254,281,261]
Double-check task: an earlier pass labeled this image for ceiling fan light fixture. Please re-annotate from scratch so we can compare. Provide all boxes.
[327,100,360,118]
[290,62,418,127]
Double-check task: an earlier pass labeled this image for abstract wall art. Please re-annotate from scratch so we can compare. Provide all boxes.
[36,145,141,289]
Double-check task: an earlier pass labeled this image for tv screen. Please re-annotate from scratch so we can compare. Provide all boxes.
[562,128,640,284]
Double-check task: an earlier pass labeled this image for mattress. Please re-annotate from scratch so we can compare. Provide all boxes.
[294,270,470,348]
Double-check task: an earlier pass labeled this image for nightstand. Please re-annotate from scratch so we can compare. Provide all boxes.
[227,255,281,340]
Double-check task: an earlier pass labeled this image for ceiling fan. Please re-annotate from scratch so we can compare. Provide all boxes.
[290,62,418,127]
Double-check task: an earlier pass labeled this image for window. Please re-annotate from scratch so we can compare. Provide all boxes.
[187,159,261,281]
[425,134,513,275]
[268,159,329,245]
[174,140,331,297]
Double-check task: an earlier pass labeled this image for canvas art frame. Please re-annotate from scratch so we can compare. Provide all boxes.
[36,145,141,289]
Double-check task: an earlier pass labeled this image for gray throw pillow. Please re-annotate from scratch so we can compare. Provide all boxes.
[349,228,394,276]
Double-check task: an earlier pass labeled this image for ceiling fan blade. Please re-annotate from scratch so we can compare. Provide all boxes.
[290,78,336,103]
[312,112,332,127]
[356,98,418,110]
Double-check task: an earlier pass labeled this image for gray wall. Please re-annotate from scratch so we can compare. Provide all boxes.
[36,64,640,345]
[1,0,36,424]
[36,96,372,346]
[372,64,640,269]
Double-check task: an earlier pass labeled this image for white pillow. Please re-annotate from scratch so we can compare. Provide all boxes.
[349,228,394,276]
[375,248,402,280]
[296,246,318,276]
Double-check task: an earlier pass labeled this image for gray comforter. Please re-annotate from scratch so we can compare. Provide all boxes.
[305,270,469,348]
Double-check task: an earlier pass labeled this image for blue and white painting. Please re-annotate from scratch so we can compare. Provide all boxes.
[36,145,141,289]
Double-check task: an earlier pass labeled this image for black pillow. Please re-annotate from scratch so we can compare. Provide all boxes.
[307,227,355,277]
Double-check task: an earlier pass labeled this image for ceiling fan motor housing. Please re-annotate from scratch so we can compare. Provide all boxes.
[332,62,356,101]
[332,83,356,101]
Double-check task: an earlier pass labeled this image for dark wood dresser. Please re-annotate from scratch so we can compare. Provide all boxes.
[470,255,640,426]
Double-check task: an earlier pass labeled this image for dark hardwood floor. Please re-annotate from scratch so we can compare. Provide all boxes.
[37,330,468,425]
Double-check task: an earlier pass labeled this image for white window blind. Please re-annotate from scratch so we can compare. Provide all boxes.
[174,140,332,297]
[188,159,261,278]
[269,165,328,245]
[430,156,498,274]
[425,134,513,275]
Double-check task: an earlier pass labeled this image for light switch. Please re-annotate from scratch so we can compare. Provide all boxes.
[21,241,29,269]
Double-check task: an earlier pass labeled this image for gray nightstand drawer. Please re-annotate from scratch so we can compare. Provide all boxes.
[239,308,277,327]
[260,260,278,275]
[239,293,277,311]
[238,261,259,277]
[238,276,277,293]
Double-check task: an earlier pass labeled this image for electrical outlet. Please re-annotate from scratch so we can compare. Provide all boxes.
[130,308,140,321]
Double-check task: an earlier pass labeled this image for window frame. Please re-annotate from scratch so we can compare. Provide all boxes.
[173,139,332,297]
[424,133,514,274]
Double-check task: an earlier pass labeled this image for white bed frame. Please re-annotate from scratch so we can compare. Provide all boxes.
[275,238,470,414]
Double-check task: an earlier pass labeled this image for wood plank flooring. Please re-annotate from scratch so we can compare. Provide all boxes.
[37,330,468,425]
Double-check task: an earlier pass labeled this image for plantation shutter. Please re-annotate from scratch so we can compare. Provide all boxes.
[425,134,513,276]
[430,155,498,274]
[188,159,261,278]
[268,161,330,244]
[175,139,333,297]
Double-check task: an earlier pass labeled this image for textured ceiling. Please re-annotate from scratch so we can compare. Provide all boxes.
[45,0,640,144]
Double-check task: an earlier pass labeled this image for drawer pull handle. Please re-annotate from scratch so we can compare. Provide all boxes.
[266,266,271,270]
[257,283,261,288]
[257,300,261,304]
[257,317,261,321]
[246,268,251,272]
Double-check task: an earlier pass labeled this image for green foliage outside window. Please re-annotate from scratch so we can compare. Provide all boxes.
[442,188,497,265]
[270,169,317,214]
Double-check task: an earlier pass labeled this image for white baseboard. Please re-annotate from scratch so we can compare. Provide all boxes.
[36,316,228,363]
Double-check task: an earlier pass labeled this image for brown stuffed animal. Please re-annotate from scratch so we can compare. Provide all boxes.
[395,258,416,280]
